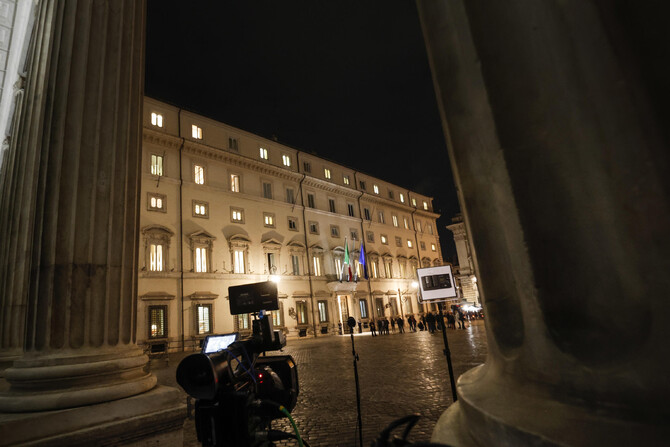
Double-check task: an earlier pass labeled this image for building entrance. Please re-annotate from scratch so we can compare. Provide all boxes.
[337,295,350,333]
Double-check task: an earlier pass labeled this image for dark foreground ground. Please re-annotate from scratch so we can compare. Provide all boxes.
[153,319,488,447]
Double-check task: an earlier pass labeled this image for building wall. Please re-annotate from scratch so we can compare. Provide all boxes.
[446,215,480,306]
[138,97,443,350]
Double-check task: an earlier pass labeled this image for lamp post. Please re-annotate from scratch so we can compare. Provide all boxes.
[398,281,418,320]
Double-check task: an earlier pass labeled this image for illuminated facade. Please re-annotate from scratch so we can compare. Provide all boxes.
[446,214,480,307]
[139,97,443,349]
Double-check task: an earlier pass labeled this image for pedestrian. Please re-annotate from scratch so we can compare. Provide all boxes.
[426,312,436,333]
[447,312,455,329]
[397,317,405,333]
[370,320,377,337]
[378,319,384,335]
[390,317,396,333]
[418,321,424,331]
[383,318,390,335]
[420,314,427,331]
[455,311,463,329]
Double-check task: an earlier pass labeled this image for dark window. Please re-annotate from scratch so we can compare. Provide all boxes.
[307,193,315,209]
[303,162,311,173]
[364,208,371,220]
[347,203,355,217]
[329,198,336,213]
[262,182,273,199]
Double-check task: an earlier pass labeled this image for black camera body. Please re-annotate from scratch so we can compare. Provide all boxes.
[176,281,299,446]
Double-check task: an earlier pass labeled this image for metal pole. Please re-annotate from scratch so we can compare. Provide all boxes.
[438,302,458,402]
[348,317,364,446]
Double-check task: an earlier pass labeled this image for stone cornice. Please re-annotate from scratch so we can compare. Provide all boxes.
[182,140,304,183]
[143,128,183,150]
[302,176,361,199]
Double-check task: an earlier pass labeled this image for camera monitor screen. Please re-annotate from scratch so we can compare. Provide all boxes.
[229,281,279,315]
[202,333,239,354]
[417,265,458,302]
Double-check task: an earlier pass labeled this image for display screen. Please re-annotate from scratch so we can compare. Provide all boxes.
[202,333,238,354]
[229,281,279,315]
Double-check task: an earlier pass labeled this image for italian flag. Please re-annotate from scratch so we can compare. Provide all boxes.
[343,238,353,282]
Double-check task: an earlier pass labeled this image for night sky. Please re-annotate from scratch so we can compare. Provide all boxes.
[145,1,460,262]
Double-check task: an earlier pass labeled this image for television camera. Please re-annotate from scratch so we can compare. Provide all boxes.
[176,281,300,446]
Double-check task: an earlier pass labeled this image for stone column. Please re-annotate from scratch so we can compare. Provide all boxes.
[418,0,670,445]
[0,5,184,445]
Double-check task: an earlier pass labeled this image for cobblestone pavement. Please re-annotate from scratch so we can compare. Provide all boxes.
[153,319,488,447]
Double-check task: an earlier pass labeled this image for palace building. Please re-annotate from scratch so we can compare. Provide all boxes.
[139,97,443,350]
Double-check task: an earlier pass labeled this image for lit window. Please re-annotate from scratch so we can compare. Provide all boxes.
[194,165,204,185]
[330,225,340,238]
[228,137,238,151]
[264,213,275,228]
[271,307,283,327]
[288,216,298,231]
[343,175,350,185]
[296,301,308,324]
[230,174,240,192]
[399,193,405,203]
[335,258,342,276]
[423,201,428,210]
[347,203,355,217]
[233,249,246,273]
[407,240,413,248]
[417,221,422,232]
[192,124,202,139]
[373,184,379,194]
[151,112,163,128]
[148,193,166,212]
[431,243,437,251]
[428,224,434,235]
[404,217,409,229]
[151,154,163,176]
[149,306,167,338]
[309,221,319,234]
[412,198,417,207]
[324,168,331,179]
[260,147,268,159]
[318,301,329,323]
[262,181,273,199]
[237,314,250,330]
[193,200,208,218]
[231,208,244,223]
[196,304,212,335]
[149,243,164,272]
[378,211,385,224]
[195,247,208,272]
[359,299,368,319]
[381,235,388,244]
[312,256,322,276]
[392,215,398,227]
[282,154,291,166]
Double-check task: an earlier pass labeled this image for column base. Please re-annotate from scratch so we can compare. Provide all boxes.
[0,348,157,412]
[0,385,186,446]
[432,365,670,446]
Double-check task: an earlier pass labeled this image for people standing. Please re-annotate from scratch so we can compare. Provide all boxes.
[426,312,436,333]
[397,317,405,333]
[390,317,396,333]
[370,320,377,336]
[383,318,390,335]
